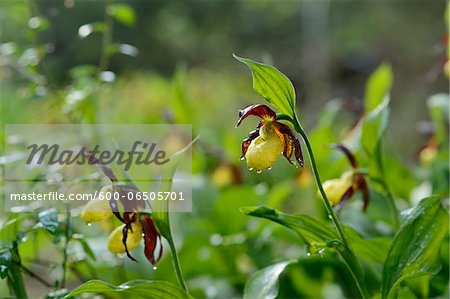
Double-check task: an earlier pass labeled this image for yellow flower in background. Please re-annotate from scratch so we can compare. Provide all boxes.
[319,144,370,211]
[419,141,438,166]
[321,171,353,205]
[79,185,162,265]
[211,163,242,187]
[80,185,113,222]
[108,221,143,254]
[236,104,304,172]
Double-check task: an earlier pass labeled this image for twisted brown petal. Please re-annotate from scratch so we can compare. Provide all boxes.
[275,123,304,167]
[236,104,276,127]
[336,185,356,208]
[140,215,163,265]
[122,224,137,262]
[357,176,370,212]
[330,144,358,169]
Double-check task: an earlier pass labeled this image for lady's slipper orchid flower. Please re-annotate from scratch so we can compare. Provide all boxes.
[320,144,369,211]
[80,151,163,265]
[81,188,163,265]
[236,104,304,172]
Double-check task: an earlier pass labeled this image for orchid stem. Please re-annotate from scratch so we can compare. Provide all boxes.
[292,115,370,299]
[167,235,189,293]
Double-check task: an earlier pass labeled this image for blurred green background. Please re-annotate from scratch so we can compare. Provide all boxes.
[0,1,448,298]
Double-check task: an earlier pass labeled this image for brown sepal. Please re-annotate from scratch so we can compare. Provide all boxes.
[236,104,276,127]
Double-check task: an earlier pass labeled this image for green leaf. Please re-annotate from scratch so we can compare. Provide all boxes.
[361,96,390,156]
[346,227,391,265]
[63,279,192,299]
[381,196,449,299]
[364,63,393,112]
[240,206,339,249]
[427,93,449,145]
[153,136,199,239]
[38,209,59,235]
[107,4,136,26]
[244,260,295,299]
[242,206,369,298]
[72,234,96,261]
[233,54,296,119]
[0,249,12,279]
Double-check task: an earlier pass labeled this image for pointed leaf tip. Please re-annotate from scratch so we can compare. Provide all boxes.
[234,55,296,119]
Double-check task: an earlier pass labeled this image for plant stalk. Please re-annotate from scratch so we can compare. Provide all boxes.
[9,244,28,299]
[167,235,189,293]
[293,116,370,299]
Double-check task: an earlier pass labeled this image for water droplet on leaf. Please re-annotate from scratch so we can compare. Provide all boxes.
[256,170,262,174]
[152,266,158,270]
[87,222,92,227]
[240,157,245,161]
[248,168,254,171]
[267,167,272,171]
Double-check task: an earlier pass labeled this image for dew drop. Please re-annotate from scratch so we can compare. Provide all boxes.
[142,233,145,237]
[267,167,272,171]
[248,168,254,171]
[256,170,262,174]
[152,266,158,270]
[240,157,245,161]
[87,222,92,227]
[306,252,311,257]
[318,248,325,257]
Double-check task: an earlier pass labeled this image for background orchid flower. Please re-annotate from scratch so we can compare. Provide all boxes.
[236,104,303,172]
[80,185,114,223]
[320,144,370,211]
[81,151,163,266]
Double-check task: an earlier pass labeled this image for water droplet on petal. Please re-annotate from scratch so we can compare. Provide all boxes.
[87,222,92,227]
[256,170,262,174]
[152,266,158,270]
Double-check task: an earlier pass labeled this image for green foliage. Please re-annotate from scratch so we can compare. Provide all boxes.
[233,54,296,119]
[1,3,448,298]
[63,279,192,299]
[241,206,338,250]
[0,250,12,279]
[382,197,449,299]
[427,94,449,145]
[361,96,390,157]
[38,209,59,235]
[244,260,295,299]
[153,136,199,239]
[107,4,136,27]
[364,63,393,112]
